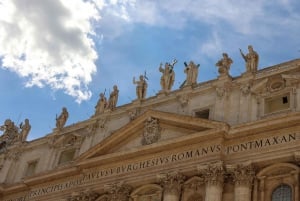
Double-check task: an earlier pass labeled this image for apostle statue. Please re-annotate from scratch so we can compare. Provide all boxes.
[216,53,233,76]
[56,107,69,130]
[95,92,107,115]
[240,45,259,73]
[184,61,200,86]
[19,118,31,142]
[107,85,119,110]
[133,74,148,100]
[159,59,177,92]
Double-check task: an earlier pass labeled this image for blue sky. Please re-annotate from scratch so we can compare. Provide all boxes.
[0,0,299,141]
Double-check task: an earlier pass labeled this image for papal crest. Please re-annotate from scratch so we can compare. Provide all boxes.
[142,117,161,145]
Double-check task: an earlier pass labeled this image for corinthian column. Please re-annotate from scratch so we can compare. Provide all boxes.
[228,164,255,201]
[104,182,132,201]
[198,161,225,201]
[158,171,186,201]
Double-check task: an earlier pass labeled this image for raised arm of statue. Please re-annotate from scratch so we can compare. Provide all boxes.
[159,63,163,72]
[239,48,246,61]
[133,76,136,84]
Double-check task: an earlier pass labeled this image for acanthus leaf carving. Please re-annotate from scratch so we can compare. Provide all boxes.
[198,161,225,187]
[226,163,255,187]
[158,171,186,196]
[103,182,132,201]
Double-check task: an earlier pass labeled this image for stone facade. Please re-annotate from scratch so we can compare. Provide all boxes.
[0,58,300,201]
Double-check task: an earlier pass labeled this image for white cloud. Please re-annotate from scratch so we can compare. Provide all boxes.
[0,0,100,103]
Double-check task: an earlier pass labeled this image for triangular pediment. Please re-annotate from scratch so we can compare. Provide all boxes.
[76,110,228,163]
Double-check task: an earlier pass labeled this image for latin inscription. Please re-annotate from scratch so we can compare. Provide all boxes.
[4,133,298,201]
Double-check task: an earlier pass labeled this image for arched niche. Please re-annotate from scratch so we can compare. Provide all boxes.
[182,176,204,201]
[130,184,163,201]
[256,163,299,201]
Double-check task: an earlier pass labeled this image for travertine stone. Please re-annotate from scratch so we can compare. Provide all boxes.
[198,161,225,201]
[133,75,148,100]
[240,45,259,74]
[159,171,186,201]
[159,59,177,92]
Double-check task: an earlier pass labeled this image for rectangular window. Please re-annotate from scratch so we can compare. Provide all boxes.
[264,93,290,114]
[58,149,76,165]
[195,109,210,119]
[25,160,38,177]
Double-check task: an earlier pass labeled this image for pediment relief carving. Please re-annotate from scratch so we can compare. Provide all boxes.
[142,117,161,145]
[76,110,228,161]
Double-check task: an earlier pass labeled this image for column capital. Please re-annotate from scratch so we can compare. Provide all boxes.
[198,161,225,187]
[158,171,186,196]
[104,182,132,201]
[227,163,255,187]
[67,189,99,201]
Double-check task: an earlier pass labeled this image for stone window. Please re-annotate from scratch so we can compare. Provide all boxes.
[194,109,210,119]
[264,92,290,114]
[58,148,76,165]
[25,160,38,177]
[271,184,292,201]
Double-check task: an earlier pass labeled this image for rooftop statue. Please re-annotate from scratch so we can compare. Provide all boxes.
[159,59,177,92]
[240,45,259,73]
[0,119,20,152]
[56,107,69,130]
[95,92,107,116]
[19,118,31,142]
[183,61,200,87]
[107,85,119,110]
[216,53,233,76]
[133,74,148,101]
